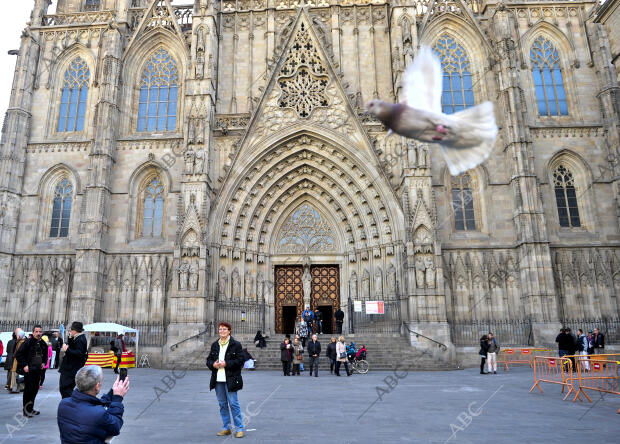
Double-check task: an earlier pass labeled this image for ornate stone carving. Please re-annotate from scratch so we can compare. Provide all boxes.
[218,266,228,298]
[231,267,241,299]
[277,203,336,254]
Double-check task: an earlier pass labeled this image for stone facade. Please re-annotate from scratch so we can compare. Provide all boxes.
[1,0,619,366]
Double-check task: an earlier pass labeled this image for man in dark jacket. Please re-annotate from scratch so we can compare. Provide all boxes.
[593,328,605,354]
[334,308,344,334]
[4,328,20,389]
[59,322,88,399]
[555,328,571,357]
[51,332,62,369]
[15,325,48,417]
[110,334,126,374]
[307,334,321,377]
[58,365,129,444]
[206,322,245,438]
[326,336,337,374]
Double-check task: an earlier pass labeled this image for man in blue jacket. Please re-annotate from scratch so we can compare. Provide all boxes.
[57,365,130,444]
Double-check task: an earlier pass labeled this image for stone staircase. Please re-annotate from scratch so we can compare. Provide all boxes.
[200,333,455,371]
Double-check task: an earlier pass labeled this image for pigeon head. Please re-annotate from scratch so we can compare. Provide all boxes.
[365,100,393,123]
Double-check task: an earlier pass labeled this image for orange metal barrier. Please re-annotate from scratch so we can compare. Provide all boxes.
[564,354,620,403]
[529,356,573,395]
[502,348,552,371]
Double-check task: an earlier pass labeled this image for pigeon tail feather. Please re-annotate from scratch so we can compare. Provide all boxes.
[439,101,497,175]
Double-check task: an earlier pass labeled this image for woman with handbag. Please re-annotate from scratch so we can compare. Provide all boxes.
[335,336,351,376]
[292,338,303,376]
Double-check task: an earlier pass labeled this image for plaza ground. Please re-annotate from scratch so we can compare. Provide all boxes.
[0,366,618,443]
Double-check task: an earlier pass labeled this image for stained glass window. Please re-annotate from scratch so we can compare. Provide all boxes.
[137,49,179,132]
[50,179,73,238]
[553,165,580,228]
[57,57,90,132]
[433,35,475,114]
[277,203,336,253]
[530,36,568,117]
[141,177,164,237]
[451,173,476,231]
[84,0,101,11]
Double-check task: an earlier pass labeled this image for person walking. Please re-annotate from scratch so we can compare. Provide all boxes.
[39,335,53,388]
[8,330,26,393]
[335,336,351,376]
[57,365,130,444]
[479,335,489,375]
[280,337,293,376]
[51,331,62,369]
[326,336,337,374]
[206,322,245,438]
[15,324,48,417]
[586,331,595,355]
[565,328,577,372]
[486,333,499,374]
[593,328,605,355]
[577,329,590,372]
[314,309,322,334]
[292,338,303,376]
[303,307,314,336]
[59,322,88,399]
[296,317,308,348]
[110,334,126,375]
[555,328,571,357]
[334,308,344,334]
[307,334,321,377]
[4,328,20,390]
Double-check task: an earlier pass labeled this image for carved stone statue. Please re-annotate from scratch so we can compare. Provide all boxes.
[361,269,370,300]
[387,263,396,293]
[245,271,254,300]
[349,271,358,300]
[302,266,312,305]
[218,266,227,298]
[184,148,196,174]
[189,263,199,290]
[424,256,436,289]
[194,150,206,174]
[178,261,190,291]
[231,267,241,299]
[256,272,264,302]
[374,267,383,296]
[415,257,425,288]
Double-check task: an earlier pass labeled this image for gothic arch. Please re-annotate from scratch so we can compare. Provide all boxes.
[45,44,96,138]
[420,18,492,107]
[442,166,488,234]
[521,26,580,121]
[126,161,172,242]
[120,30,188,136]
[35,164,81,244]
[546,150,595,231]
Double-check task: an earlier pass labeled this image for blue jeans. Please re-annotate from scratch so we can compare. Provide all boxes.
[215,382,244,432]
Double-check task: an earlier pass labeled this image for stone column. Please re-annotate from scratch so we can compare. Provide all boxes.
[491,6,559,344]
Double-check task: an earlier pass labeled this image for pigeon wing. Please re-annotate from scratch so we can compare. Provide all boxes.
[403,46,443,114]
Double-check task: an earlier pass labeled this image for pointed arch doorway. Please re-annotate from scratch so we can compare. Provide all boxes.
[273,203,341,334]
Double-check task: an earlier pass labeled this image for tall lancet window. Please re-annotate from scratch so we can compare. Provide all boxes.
[137,49,179,132]
[451,173,476,231]
[57,57,90,132]
[530,36,568,117]
[140,177,165,237]
[553,164,580,228]
[433,35,475,114]
[50,179,73,238]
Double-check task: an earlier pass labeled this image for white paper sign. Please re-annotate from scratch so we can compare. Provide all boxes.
[365,301,385,315]
[354,301,362,312]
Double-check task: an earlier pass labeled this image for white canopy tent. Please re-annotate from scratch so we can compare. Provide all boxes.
[83,323,139,359]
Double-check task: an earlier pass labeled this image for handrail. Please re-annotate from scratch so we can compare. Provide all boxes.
[169,322,213,351]
[402,322,448,350]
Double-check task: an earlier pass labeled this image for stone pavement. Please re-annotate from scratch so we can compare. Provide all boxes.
[0,366,618,444]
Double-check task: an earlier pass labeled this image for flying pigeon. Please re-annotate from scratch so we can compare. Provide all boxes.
[366,46,498,175]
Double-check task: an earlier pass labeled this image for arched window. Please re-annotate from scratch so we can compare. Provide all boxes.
[140,177,164,237]
[433,35,475,114]
[530,36,568,117]
[451,173,476,231]
[49,179,73,238]
[137,49,179,132]
[57,57,90,132]
[553,164,580,228]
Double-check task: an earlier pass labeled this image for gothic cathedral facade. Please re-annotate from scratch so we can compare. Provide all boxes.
[1,0,619,365]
